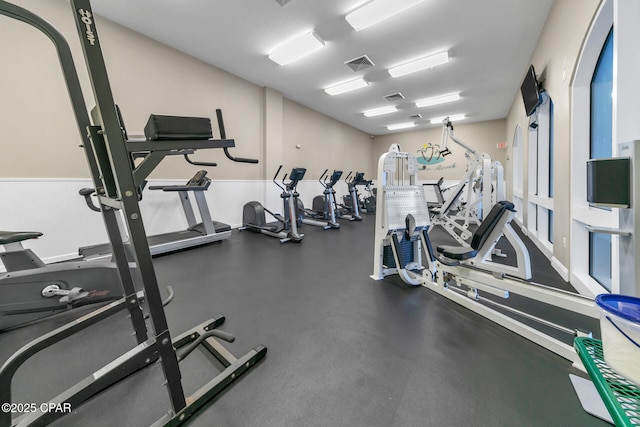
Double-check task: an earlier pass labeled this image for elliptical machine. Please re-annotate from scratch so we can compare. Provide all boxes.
[312,169,343,228]
[242,166,305,243]
[297,169,340,230]
[337,171,363,221]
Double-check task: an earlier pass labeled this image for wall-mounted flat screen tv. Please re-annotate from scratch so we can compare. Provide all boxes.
[520,64,542,117]
[587,157,631,208]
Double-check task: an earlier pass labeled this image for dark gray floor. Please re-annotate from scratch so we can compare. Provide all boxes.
[0,214,609,426]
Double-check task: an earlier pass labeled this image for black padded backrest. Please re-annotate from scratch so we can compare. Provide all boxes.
[144,115,213,140]
[470,201,515,251]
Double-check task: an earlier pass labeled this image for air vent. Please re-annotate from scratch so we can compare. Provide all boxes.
[384,92,405,102]
[345,55,375,72]
[408,114,422,119]
[274,0,292,6]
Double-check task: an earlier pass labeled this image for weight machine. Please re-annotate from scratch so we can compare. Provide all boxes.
[0,1,266,426]
[429,118,504,246]
[371,144,436,285]
[371,144,598,368]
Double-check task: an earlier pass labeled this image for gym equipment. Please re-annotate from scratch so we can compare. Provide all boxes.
[296,169,340,230]
[370,145,436,285]
[429,118,504,246]
[335,171,363,221]
[0,2,266,425]
[78,108,256,259]
[341,171,375,216]
[311,169,342,227]
[242,166,305,243]
[0,231,124,331]
[371,144,599,367]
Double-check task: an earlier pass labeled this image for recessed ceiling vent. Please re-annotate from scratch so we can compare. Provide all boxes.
[274,0,292,6]
[384,92,405,102]
[345,55,375,72]
[408,114,422,119]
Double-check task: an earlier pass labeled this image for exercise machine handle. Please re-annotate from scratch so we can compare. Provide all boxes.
[216,109,259,164]
[183,153,217,167]
[222,147,258,164]
[79,188,101,212]
[318,169,328,187]
[176,328,236,362]
[273,165,285,191]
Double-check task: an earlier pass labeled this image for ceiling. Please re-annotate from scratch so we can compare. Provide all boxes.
[91,0,553,136]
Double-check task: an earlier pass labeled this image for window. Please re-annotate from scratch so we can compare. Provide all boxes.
[570,0,616,296]
[590,29,614,159]
[526,92,554,256]
[588,29,614,288]
[589,232,612,290]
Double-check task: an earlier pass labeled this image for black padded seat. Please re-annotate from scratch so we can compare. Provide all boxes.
[436,201,515,260]
[436,245,477,260]
[0,231,43,245]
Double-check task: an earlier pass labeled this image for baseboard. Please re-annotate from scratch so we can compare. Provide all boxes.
[551,256,570,282]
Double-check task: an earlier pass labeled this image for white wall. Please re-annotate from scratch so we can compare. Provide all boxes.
[504,0,601,275]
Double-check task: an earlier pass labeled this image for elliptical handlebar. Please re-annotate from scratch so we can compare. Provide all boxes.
[272,165,285,191]
[345,171,353,182]
[318,169,329,188]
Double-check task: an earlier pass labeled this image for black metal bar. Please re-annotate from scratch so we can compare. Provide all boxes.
[155,346,268,427]
[215,109,259,164]
[13,340,158,427]
[70,0,187,411]
[0,295,138,426]
[127,139,234,152]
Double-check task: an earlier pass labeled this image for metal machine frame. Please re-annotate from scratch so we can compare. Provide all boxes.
[429,118,505,246]
[311,169,342,228]
[0,231,124,331]
[370,144,598,368]
[371,145,436,285]
[79,108,257,259]
[0,1,266,425]
[241,166,305,243]
[297,169,340,230]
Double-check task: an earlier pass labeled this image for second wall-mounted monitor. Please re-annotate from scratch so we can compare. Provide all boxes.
[587,157,631,208]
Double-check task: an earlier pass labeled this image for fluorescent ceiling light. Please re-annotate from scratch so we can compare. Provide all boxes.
[268,31,325,66]
[388,51,449,78]
[387,122,415,131]
[415,92,460,108]
[324,78,369,96]
[363,105,397,117]
[346,0,425,31]
[430,114,466,124]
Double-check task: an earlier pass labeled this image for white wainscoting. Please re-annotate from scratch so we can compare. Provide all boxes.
[0,178,335,265]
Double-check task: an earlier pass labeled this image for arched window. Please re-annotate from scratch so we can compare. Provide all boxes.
[570,0,615,296]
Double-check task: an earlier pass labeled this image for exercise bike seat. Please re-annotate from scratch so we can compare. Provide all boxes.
[0,231,43,245]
